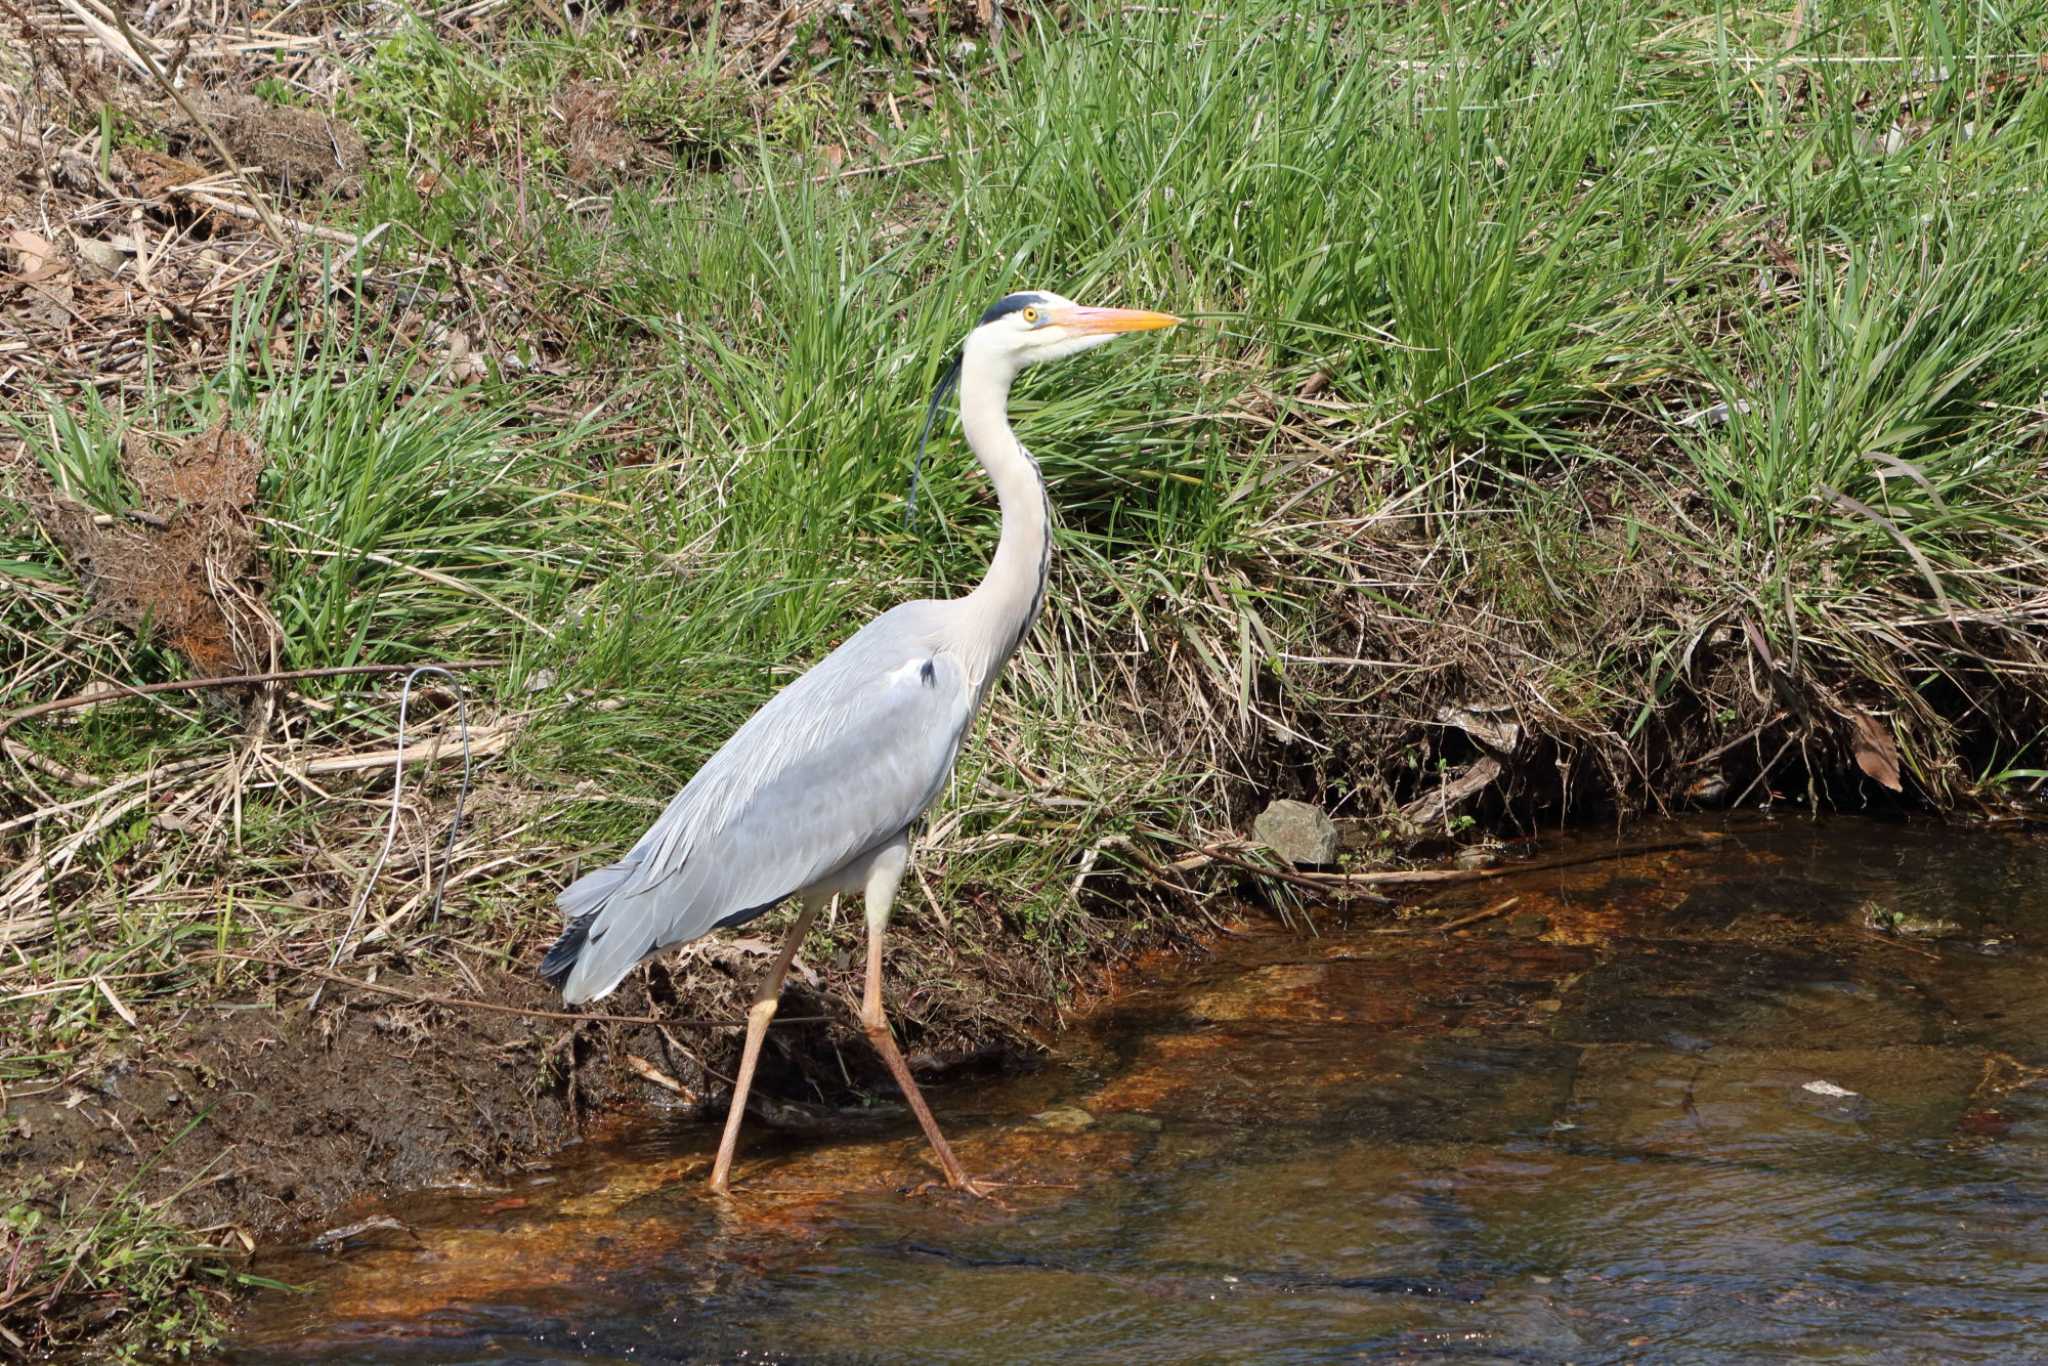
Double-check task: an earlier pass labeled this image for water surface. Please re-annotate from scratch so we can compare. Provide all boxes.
[227,817,2048,1363]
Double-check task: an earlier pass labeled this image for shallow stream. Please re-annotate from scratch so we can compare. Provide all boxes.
[226,817,2048,1363]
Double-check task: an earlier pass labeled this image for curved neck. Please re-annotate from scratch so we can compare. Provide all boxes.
[956,350,1050,678]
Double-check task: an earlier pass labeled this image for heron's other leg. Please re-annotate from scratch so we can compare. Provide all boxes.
[708,896,824,1194]
[858,839,982,1194]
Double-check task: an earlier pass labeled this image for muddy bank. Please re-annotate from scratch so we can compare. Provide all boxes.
[0,905,1071,1356]
[2,938,1044,1247]
[11,970,585,1242]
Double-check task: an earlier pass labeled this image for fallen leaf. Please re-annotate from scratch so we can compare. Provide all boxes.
[1849,708,1903,792]
[9,228,64,278]
[10,229,77,326]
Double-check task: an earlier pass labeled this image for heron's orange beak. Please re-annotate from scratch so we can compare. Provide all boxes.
[1055,305,1182,335]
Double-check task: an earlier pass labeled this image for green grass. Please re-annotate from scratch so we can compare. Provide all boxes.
[6,0,2045,984]
[8,0,2046,1023]
[7,0,2048,1348]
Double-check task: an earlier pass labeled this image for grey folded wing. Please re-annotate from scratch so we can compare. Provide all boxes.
[546,604,974,1003]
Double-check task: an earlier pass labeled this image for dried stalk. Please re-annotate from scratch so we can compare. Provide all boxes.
[110,8,291,248]
[0,658,507,739]
[205,951,834,1031]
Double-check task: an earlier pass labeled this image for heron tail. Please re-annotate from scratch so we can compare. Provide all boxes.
[539,858,642,1001]
[538,909,598,990]
[539,796,804,1002]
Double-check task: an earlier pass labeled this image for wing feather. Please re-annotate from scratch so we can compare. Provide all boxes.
[550,602,973,1002]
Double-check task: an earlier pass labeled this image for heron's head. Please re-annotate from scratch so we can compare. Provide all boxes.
[904,290,1179,522]
[964,290,1181,376]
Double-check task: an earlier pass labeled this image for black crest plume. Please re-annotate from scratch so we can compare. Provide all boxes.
[904,351,963,526]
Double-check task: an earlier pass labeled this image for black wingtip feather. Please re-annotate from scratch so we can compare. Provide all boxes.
[539,910,600,990]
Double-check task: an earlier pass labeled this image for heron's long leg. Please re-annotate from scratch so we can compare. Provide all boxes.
[708,897,823,1194]
[858,843,982,1194]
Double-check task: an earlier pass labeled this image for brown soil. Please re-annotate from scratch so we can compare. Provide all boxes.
[5,969,592,1242]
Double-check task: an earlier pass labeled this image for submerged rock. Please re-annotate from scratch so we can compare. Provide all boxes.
[1254,799,1339,867]
[1859,900,1962,939]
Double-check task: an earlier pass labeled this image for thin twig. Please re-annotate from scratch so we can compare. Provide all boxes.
[1106,835,1244,932]
[315,666,475,1005]
[175,188,367,248]
[293,721,518,778]
[205,952,832,1029]
[1303,833,1723,886]
[0,659,507,739]
[1436,895,1521,934]
[567,151,955,213]
[1178,833,1724,893]
[1183,843,1395,903]
[48,0,154,79]
[625,1054,697,1101]
[741,150,953,195]
[2,737,93,786]
[1854,928,1942,961]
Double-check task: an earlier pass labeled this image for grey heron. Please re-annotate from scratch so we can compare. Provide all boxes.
[540,291,1180,1194]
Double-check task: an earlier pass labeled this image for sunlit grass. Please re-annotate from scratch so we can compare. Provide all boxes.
[8,0,2046,954]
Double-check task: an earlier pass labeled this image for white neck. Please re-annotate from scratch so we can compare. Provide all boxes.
[954,344,1050,685]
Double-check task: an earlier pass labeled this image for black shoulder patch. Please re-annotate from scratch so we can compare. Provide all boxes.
[920,659,937,687]
[978,292,1046,326]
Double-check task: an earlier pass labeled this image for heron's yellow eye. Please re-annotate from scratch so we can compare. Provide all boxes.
[1021,306,1040,325]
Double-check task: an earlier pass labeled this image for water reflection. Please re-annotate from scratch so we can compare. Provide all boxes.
[226,816,2048,1363]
